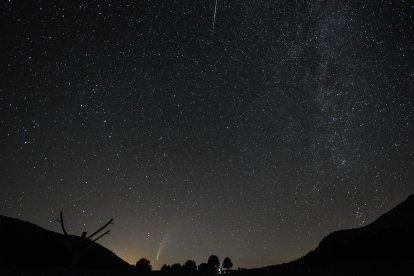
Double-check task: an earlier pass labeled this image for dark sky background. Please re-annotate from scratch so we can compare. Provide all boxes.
[1,0,413,270]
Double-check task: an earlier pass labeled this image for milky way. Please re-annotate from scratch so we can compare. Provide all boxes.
[0,0,413,269]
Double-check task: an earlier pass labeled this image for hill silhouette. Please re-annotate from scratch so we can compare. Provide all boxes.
[0,215,131,272]
[1,194,413,275]
[306,194,414,262]
[235,194,414,276]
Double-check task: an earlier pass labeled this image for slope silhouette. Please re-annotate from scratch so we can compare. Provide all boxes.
[2,194,413,275]
[306,194,414,262]
[236,194,414,276]
[0,215,131,271]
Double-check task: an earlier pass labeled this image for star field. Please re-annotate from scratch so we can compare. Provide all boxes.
[1,0,413,269]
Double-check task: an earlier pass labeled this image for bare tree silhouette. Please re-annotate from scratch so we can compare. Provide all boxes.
[55,211,114,267]
[56,211,113,242]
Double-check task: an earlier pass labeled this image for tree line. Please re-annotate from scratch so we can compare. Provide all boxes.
[136,255,233,273]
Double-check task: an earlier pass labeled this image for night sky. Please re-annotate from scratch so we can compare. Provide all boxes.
[1,0,413,270]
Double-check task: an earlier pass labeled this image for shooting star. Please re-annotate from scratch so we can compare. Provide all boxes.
[211,0,218,38]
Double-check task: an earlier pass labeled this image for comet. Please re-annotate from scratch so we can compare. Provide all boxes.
[156,241,163,261]
[211,0,218,38]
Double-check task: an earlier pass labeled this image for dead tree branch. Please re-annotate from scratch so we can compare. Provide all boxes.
[55,211,113,243]
[87,218,113,240]
[92,230,110,242]
[56,211,68,236]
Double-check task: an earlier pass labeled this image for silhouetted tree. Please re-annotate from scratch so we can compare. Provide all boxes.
[55,211,113,268]
[171,263,182,272]
[183,260,197,271]
[161,264,171,272]
[136,258,152,271]
[198,262,210,272]
[56,211,113,242]
[223,257,233,273]
[208,255,220,273]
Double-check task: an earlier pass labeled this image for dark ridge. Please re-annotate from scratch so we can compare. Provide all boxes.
[2,194,413,275]
[235,194,414,276]
[311,194,414,261]
[0,215,132,271]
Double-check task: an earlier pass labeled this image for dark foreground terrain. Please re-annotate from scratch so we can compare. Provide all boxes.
[1,194,413,275]
[0,215,133,274]
[234,194,414,276]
